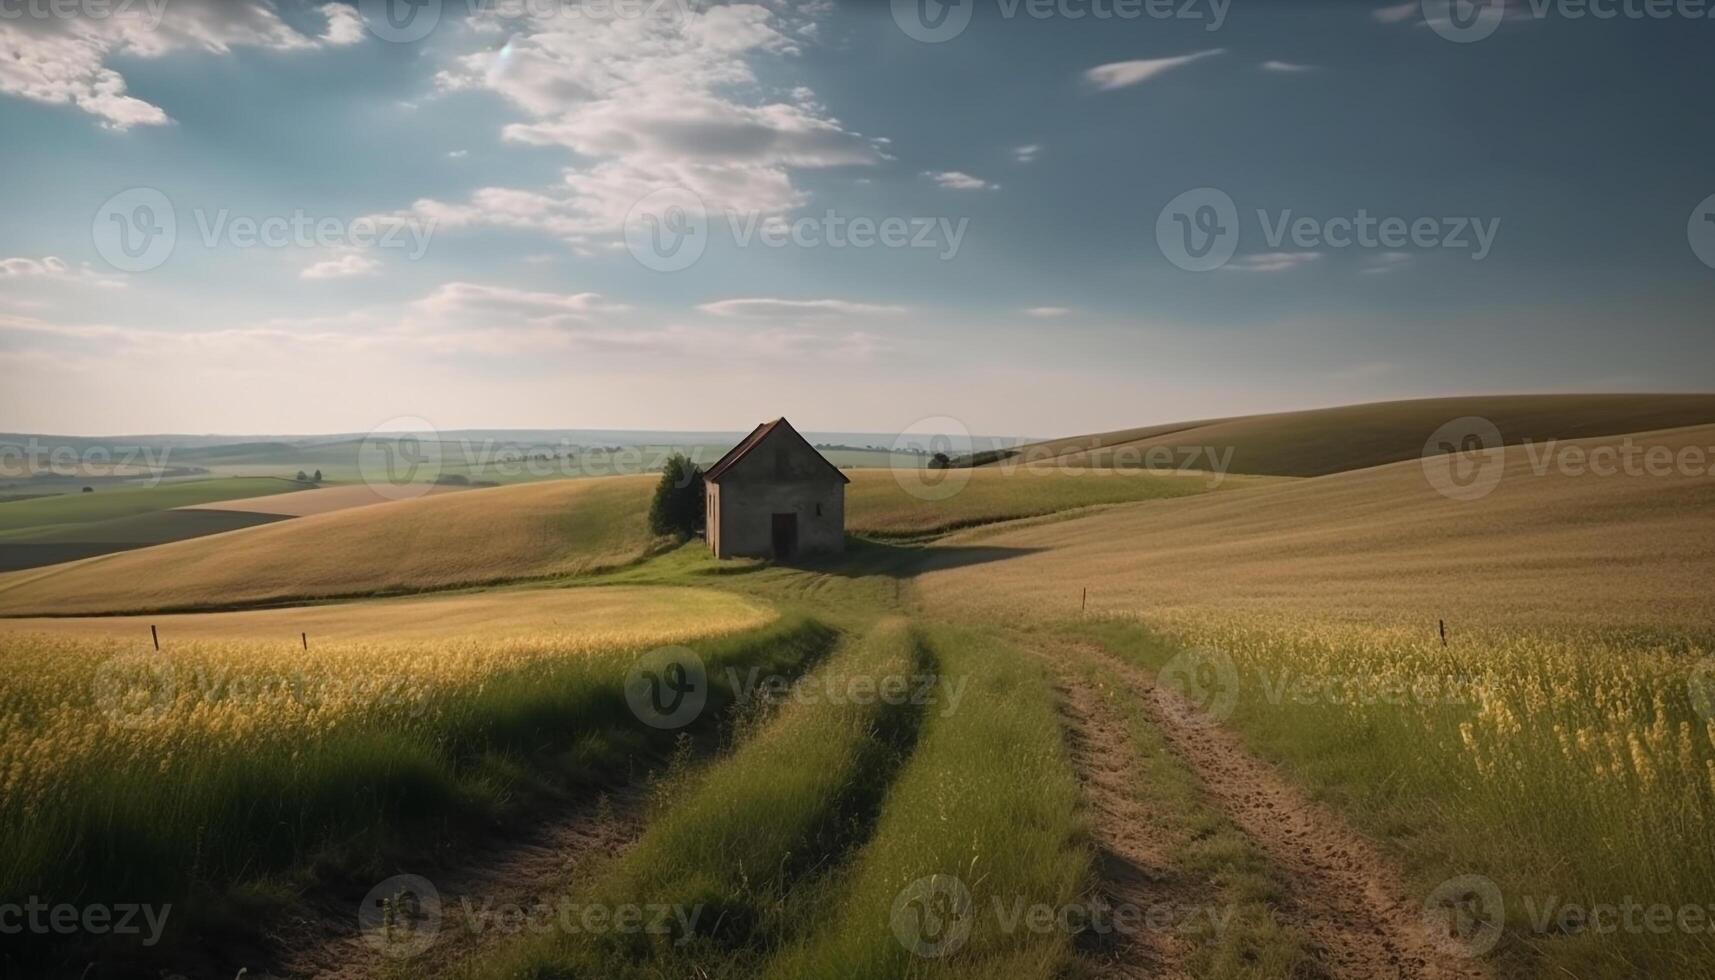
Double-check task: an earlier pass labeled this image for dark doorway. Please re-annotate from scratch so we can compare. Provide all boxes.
[771,513,798,559]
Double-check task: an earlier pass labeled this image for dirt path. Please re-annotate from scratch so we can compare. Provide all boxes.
[1086,644,1490,980]
[1051,668,1195,980]
[266,786,647,980]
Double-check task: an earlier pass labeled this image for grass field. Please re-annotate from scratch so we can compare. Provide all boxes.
[0,476,662,615]
[176,482,471,517]
[0,476,306,532]
[0,466,1257,616]
[0,509,288,572]
[926,423,1715,629]
[0,589,806,969]
[997,394,1715,477]
[7,404,1715,979]
[916,422,1715,978]
[844,466,1277,538]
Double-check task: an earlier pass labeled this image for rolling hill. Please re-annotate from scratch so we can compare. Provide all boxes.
[990,394,1715,477]
[0,475,660,616]
[925,422,1715,630]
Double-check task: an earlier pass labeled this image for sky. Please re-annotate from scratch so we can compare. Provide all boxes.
[0,0,1711,438]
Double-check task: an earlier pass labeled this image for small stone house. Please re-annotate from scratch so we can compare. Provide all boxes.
[704,418,847,560]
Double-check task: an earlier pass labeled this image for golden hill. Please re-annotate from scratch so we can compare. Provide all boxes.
[0,476,658,616]
[997,394,1715,477]
[925,423,1715,630]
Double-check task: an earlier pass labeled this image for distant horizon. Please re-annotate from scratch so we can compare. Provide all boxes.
[7,389,1715,443]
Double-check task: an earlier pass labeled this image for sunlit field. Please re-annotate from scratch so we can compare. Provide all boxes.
[844,465,1278,538]
[1082,614,1715,978]
[0,587,797,962]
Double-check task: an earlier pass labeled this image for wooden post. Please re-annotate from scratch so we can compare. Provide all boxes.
[150,624,159,651]
[302,632,308,651]
[1439,619,1447,647]
[1081,587,1087,613]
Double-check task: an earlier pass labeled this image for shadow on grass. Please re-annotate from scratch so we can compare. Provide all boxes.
[771,536,1043,580]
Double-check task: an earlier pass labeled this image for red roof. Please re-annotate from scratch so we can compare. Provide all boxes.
[703,417,849,484]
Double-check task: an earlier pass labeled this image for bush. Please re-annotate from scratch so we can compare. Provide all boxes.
[649,454,705,539]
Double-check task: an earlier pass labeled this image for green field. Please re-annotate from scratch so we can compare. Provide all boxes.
[0,476,306,533]
[4,401,1714,979]
[0,509,287,572]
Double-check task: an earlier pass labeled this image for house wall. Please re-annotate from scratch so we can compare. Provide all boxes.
[707,427,846,559]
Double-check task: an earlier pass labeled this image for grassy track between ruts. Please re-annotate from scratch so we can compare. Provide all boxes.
[1043,634,1316,980]
[459,617,928,980]
[0,611,831,971]
[758,627,1086,980]
[1081,616,1715,980]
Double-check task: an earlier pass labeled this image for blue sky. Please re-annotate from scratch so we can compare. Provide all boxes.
[1,0,1711,437]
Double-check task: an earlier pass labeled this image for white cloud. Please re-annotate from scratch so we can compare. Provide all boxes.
[0,2,366,129]
[1362,252,1414,274]
[1024,307,1072,318]
[400,3,881,247]
[697,298,908,319]
[1261,60,1318,73]
[0,255,124,287]
[411,282,631,325]
[924,170,998,191]
[1085,50,1225,91]
[320,4,364,46]
[1013,144,1042,164]
[300,253,380,280]
[1223,252,1323,273]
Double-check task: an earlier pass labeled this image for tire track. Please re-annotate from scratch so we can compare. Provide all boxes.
[1087,643,1491,980]
[1049,666,1194,980]
[267,786,648,980]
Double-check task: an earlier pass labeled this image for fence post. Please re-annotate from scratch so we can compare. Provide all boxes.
[150,624,159,651]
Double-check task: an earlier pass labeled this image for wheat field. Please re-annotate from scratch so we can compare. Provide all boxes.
[925,424,1715,630]
[0,475,661,616]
